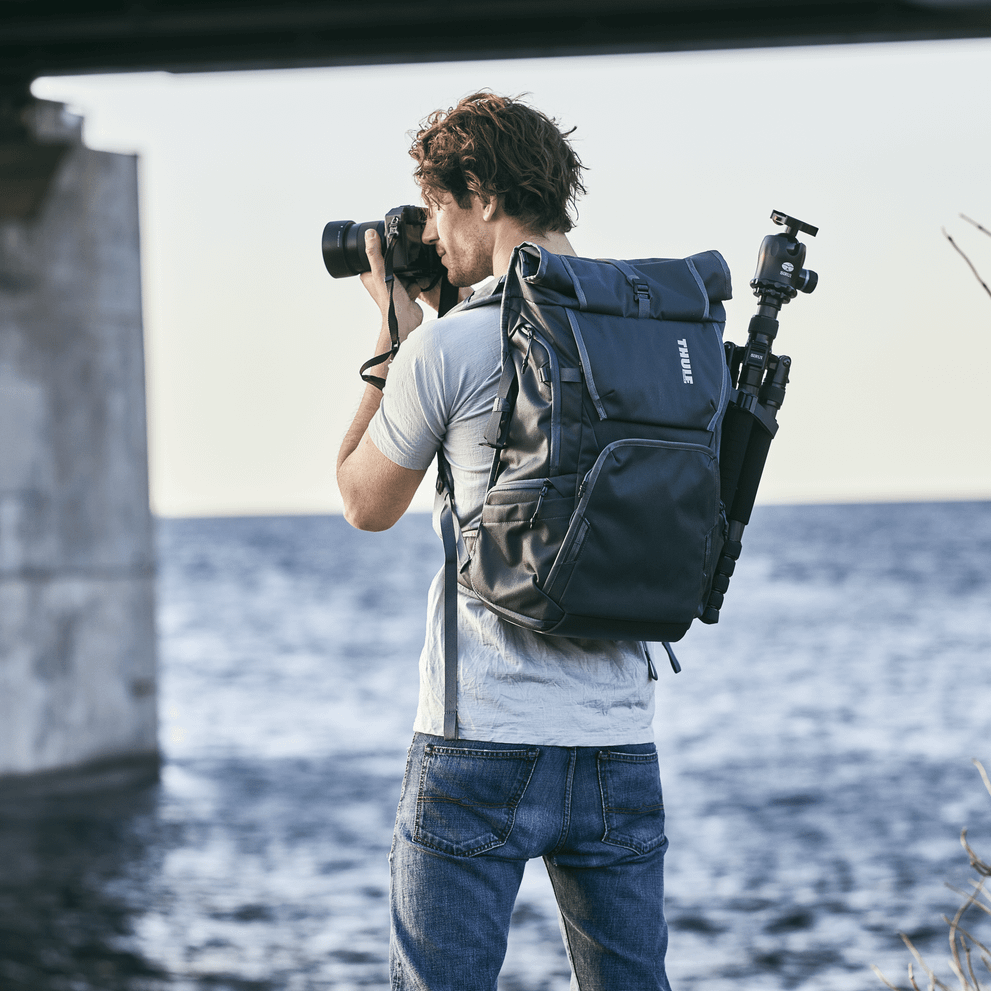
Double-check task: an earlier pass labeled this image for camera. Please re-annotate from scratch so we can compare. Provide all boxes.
[322,204,443,282]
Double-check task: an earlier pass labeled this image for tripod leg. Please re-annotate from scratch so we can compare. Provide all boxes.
[718,404,753,514]
[704,401,776,625]
[729,425,773,527]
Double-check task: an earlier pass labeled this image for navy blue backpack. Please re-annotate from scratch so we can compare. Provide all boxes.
[436,242,733,738]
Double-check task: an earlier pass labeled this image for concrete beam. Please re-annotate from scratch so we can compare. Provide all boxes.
[0,95,72,221]
[3,1,991,82]
[0,101,158,783]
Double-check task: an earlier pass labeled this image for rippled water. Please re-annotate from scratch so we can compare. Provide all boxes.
[1,502,990,990]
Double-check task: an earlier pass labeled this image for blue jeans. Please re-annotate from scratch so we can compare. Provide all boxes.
[390,733,671,991]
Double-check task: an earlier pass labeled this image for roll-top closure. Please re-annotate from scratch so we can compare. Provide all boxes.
[515,242,732,322]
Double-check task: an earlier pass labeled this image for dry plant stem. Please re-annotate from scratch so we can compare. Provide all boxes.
[946,896,974,990]
[901,934,951,991]
[961,215,991,238]
[873,960,928,991]
[942,228,991,301]
[873,964,903,990]
[973,760,991,802]
[944,879,991,990]
[962,831,991,881]
[965,939,980,989]
[946,879,991,919]
[946,918,991,958]
[875,761,991,991]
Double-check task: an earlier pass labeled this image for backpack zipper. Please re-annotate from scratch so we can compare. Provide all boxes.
[528,480,550,528]
[531,331,561,475]
[520,326,535,374]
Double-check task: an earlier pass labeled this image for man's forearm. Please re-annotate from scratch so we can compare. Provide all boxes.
[335,318,428,531]
[337,382,384,471]
[335,226,429,526]
[336,321,394,471]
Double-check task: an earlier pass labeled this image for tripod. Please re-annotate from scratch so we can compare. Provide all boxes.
[701,210,819,624]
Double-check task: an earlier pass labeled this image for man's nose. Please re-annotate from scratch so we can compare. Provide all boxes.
[422,216,438,243]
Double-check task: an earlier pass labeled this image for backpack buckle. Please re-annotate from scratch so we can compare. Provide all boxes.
[632,280,651,318]
[482,397,513,449]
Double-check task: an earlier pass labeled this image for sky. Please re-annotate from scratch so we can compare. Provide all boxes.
[33,38,991,517]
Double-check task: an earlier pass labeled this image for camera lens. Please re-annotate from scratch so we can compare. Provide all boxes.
[322,220,385,278]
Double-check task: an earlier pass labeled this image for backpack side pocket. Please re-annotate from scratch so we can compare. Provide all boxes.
[469,475,577,628]
[544,440,719,628]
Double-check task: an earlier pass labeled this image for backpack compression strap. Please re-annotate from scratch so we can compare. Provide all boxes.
[603,258,653,318]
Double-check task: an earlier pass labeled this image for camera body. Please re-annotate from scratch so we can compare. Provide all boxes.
[322,204,443,282]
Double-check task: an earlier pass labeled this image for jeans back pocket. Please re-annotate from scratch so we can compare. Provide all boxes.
[597,749,667,855]
[414,745,539,857]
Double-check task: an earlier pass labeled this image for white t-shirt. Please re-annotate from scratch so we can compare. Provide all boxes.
[367,279,656,745]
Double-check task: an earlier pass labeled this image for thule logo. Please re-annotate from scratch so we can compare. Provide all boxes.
[677,338,694,384]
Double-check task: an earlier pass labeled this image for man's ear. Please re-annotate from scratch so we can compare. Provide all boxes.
[480,195,500,222]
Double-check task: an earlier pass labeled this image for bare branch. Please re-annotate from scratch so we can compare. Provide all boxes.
[949,919,991,959]
[961,830,991,879]
[945,882,991,918]
[961,215,991,239]
[963,942,980,991]
[902,934,954,991]
[875,963,909,990]
[943,228,991,301]
[877,761,991,990]
[973,760,991,802]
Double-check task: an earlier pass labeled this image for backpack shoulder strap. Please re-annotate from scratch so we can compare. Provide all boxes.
[431,278,507,742]
[435,453,461,741]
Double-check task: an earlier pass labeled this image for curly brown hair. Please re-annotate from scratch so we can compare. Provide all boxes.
[409,92,587,236]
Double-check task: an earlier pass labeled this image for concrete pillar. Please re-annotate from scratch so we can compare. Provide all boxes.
[0,99,158,783]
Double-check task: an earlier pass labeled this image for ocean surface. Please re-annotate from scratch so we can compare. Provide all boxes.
[1,501,990,991]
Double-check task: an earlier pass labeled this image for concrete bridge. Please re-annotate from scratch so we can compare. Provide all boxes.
[2,0,990,787]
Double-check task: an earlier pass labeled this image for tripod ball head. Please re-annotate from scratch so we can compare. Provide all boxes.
[750,210,818,307]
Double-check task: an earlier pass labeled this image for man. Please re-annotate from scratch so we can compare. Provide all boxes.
[337,92,670,991]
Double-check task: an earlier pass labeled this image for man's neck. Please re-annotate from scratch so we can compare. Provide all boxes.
[491,226,576,279]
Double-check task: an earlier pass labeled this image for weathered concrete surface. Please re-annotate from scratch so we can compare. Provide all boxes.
[0,101,157,780]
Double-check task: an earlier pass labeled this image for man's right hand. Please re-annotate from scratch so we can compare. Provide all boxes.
[359,229,425,347]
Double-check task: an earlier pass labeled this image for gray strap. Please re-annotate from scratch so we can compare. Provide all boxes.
[436,474,459,740]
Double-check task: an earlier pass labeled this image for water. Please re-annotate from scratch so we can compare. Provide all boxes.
[1,502,990,990]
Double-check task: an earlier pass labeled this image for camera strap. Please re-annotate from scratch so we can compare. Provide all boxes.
[359,238,403,391]
[359,244,460,390]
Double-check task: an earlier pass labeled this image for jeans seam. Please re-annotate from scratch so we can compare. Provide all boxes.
[390,740,417,866]
[548,747,577,861]
[545,867,585,991]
